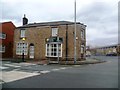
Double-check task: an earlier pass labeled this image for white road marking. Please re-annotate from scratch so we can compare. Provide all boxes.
[2,71,39,83]
[52,69,60,71]
[4,64,21,68]
[0,66,9,69]
[19,63,36,66]
[40,70,50,74]
[59,67,66,70]
[74,65,81,67]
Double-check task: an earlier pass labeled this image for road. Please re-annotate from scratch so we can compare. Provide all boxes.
[2,56,118,88]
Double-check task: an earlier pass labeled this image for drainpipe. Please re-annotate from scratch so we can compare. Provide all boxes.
[66,24,68,64]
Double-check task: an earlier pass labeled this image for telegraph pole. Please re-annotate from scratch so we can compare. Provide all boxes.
[74,0,77,64]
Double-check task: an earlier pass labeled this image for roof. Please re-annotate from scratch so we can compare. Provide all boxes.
[0,21,16,27]
[92,44,120,49]
[17,21,86,28]
[0,21,12,24]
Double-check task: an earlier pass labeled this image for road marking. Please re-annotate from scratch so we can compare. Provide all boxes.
[52,69,60,71]
[2,71,39,83]
[4,64,21,68]
[19,63,36,66]
[0,66,9,69]
[40,70,51,74]
[59,67,66,70]
[74,65,81,67]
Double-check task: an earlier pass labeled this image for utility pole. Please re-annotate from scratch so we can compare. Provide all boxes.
[74,0,77,64]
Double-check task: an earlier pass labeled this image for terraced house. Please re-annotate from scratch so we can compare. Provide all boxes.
[90,44,120,56]
[13,15,86,64]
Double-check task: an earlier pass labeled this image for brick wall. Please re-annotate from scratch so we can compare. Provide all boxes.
[13,24,86,62]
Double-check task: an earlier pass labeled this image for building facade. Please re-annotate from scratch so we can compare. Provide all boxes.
[90,44,119,56]
[13,16,86,64]
[0,22,16,58]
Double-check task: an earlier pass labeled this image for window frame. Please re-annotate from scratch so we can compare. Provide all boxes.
[81,29,85,39]
[46,43,62,57]
[20,29,26,38]
[0,45,5,53]
[81,45,84,54]
[0,33,6,39]
[51,28,58,37]
[16,42,28,55]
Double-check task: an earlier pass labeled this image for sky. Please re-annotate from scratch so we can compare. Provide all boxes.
[1,0,119,48]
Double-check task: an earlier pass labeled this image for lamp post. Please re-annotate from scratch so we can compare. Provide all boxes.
[74,0,77,64]
[22,38,25,62]
[57,37,59,63]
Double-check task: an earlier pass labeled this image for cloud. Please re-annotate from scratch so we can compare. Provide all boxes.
[76,1,118,46]
[1,0,119,47]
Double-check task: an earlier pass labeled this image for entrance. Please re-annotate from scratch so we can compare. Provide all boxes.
[29,44,34,59]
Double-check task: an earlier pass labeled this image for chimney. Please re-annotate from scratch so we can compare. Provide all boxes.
[23,14,28,25]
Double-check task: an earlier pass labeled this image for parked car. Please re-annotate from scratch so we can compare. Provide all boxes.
[106,52,117,56]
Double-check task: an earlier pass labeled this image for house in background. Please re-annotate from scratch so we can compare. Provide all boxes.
[13,15,86,64]
[90,44,119,56]
[0,21,16,58]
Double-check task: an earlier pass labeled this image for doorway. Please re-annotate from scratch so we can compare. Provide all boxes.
[29,43,34,59]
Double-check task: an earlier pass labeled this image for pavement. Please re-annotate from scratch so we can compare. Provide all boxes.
[1,57,105,65]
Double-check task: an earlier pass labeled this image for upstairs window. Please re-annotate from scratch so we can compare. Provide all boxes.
[20,29,26,38]
[0,33,6,39]
[81,30,84,39]
[52,28,58,36]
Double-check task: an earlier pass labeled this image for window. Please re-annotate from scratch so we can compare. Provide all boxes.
[46,43,62,57]
[16,42,28,55]
[0,33,6,39]
[81,45,84,53]
[0,45,5,53]
[20,29,26,38]
[52,28,58,36]
[81,30,84,39]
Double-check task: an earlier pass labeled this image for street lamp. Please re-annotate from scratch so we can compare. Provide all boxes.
[74,0,77,64]
[22,37,25,62]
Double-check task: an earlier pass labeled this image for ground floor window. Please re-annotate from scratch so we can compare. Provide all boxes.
[46,43,62,57]
[16,42,28,55]
[0,45,5,53]
[81,45,84,53]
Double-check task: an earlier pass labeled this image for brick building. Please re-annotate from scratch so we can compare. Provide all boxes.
[0,21,16,58]
[13,16,86,64]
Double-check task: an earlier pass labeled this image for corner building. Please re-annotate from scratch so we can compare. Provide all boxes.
[13,16,86,64]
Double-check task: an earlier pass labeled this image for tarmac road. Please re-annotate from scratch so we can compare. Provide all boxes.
[2,56,118,88]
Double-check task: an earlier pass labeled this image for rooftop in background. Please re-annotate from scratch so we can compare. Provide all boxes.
[17,21,86,28]
[91,43,120,49]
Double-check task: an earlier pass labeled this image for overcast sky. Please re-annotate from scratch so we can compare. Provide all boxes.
[1,0,119,48]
